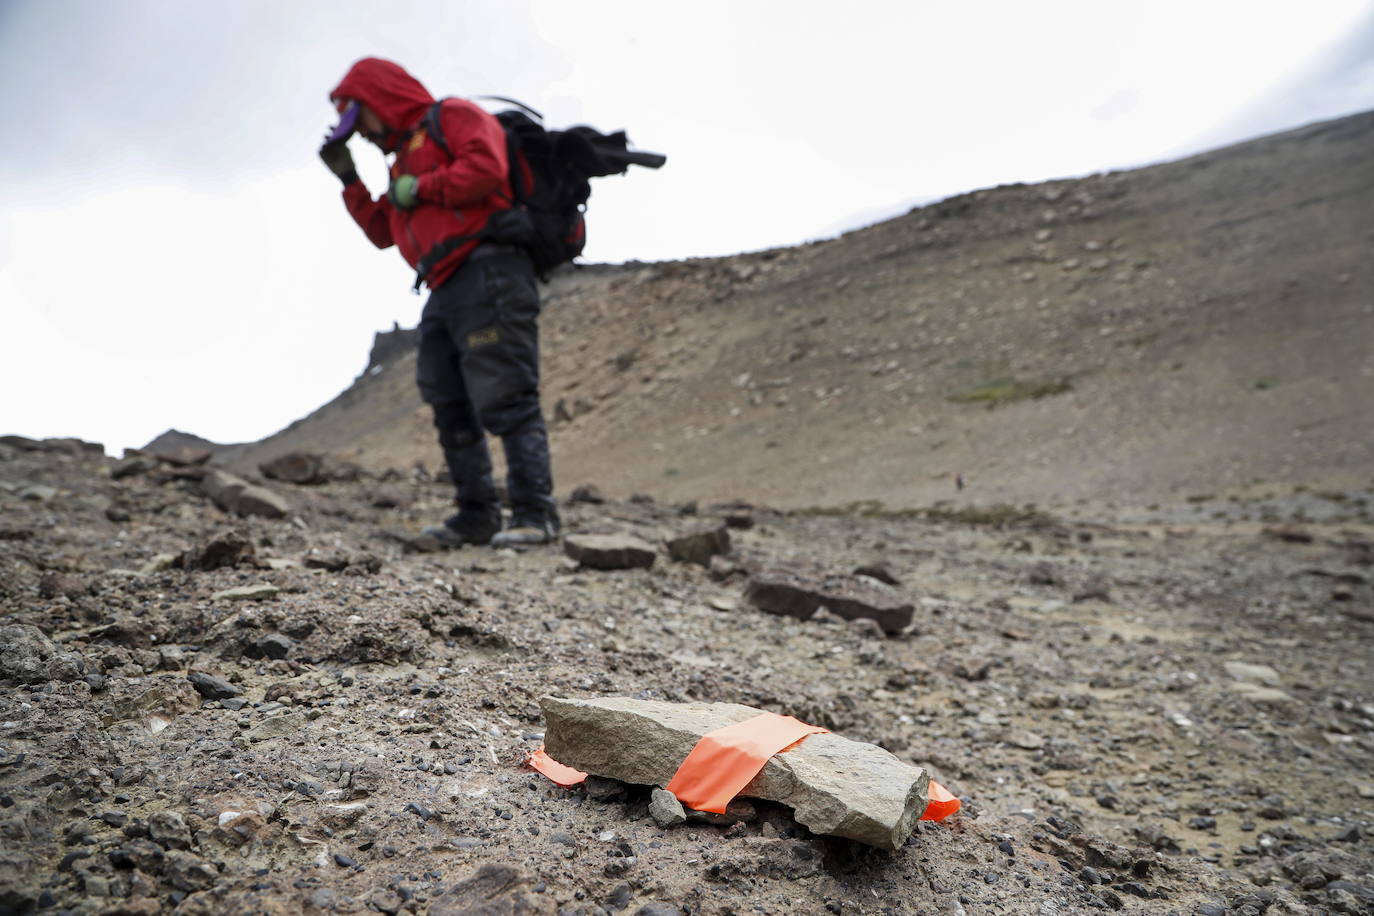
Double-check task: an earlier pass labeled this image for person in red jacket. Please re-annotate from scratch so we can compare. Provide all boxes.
[319,57,558,547]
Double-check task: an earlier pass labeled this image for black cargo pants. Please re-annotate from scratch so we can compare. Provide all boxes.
[415,244,556,525]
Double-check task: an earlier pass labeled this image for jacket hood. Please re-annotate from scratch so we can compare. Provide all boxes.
[330,58,435,139]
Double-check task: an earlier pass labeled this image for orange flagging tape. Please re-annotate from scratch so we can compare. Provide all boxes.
[529,730,960,823]
[921,779,961,821]
[527,746,588,787]
[665,713,829,814]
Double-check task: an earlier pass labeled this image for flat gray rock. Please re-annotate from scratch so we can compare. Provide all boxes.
[202,469,289,519]
[259,451,327,485]
[564,534,656,570]
[211,584,279,602]
[1224,661,1280,686]
[541,695,928,850]
[244,711,307,742]
[745,570,914,634]
[187,671,239,700]
[0,624,84,684]
[666,525,730,567]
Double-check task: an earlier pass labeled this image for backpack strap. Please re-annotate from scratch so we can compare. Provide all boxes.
[412,231,484,292]
[422,100,452,158]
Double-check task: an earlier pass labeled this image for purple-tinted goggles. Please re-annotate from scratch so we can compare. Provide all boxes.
[325,102,360,144]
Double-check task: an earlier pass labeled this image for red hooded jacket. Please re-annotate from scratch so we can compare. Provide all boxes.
[330,58,512,290]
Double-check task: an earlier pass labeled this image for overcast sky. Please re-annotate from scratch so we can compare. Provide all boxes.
[3,0,1372,456]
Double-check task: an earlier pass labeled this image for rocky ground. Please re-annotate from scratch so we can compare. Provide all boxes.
[2,440,1372,914]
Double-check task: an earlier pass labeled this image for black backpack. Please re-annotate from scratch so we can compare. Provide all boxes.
[414,98,665,288]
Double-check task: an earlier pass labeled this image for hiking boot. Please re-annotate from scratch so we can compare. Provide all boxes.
[421,506,502,548]
[490,515,559,548]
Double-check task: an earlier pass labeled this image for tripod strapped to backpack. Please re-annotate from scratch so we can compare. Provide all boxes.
[413,97,665,289]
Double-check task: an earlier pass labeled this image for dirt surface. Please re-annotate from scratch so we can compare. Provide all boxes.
[219,110,1374,514]
[2,442,1372,914]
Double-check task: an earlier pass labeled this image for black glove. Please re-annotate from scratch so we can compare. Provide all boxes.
[319,140,360,187]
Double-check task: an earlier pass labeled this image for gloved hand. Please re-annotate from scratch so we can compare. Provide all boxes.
[387,174,421,210]
[318,140,359,187]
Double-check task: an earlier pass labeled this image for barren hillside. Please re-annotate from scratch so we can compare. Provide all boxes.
[224,110,1374,514]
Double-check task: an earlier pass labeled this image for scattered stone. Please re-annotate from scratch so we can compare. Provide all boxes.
[154,446,213,467]
[369,888,404,914]
[634,905,683,916]
[371,486,413,510]
[136,553,178,576]
[38,572,88,600]
[304,551,350,572]
[564,534,657,570]
[177,529,255,571]
[201,469,289,519]
[745,570,914,635]
[386,530,440,553]
[428,864,544,916]
[723,511,754,530]
[1224,661,1280,686]
[1230,682,1292,706]
[244,712,308,742]
[1071,578,1112,602]
[1026,561,1061,586]
[1003,729,1045,750]
[404,802,434,821]
[163,850,218,892]
[1263,525,1314,544]
[649,788,687,828]
[330,462,363,482]
[148,811,192,850]
[349,552,385,575]
[583,775,626,802]
[211,584,280,601]
[108,840,162,871]
[541,695,929,850]
[848,617,887,639]
[0,624,85,683]
[568,483,606,504]
[1257,795,1286,819]
[709,555,743,581]
[252,634,293,660]
[666,525,730,567]
[18,485,57,502]
[853,563,900,586]
[187,671,239,700]
[954,657,998,681]
[259,451,328,485]
[110,455,157,480]
[809,606,846,625]
[606,883,633,910]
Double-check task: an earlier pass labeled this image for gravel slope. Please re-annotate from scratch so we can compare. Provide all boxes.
[1,442,1371,914]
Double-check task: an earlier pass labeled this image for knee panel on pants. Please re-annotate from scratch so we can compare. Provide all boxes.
[431,402,483,451]
[477,395,542,439]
